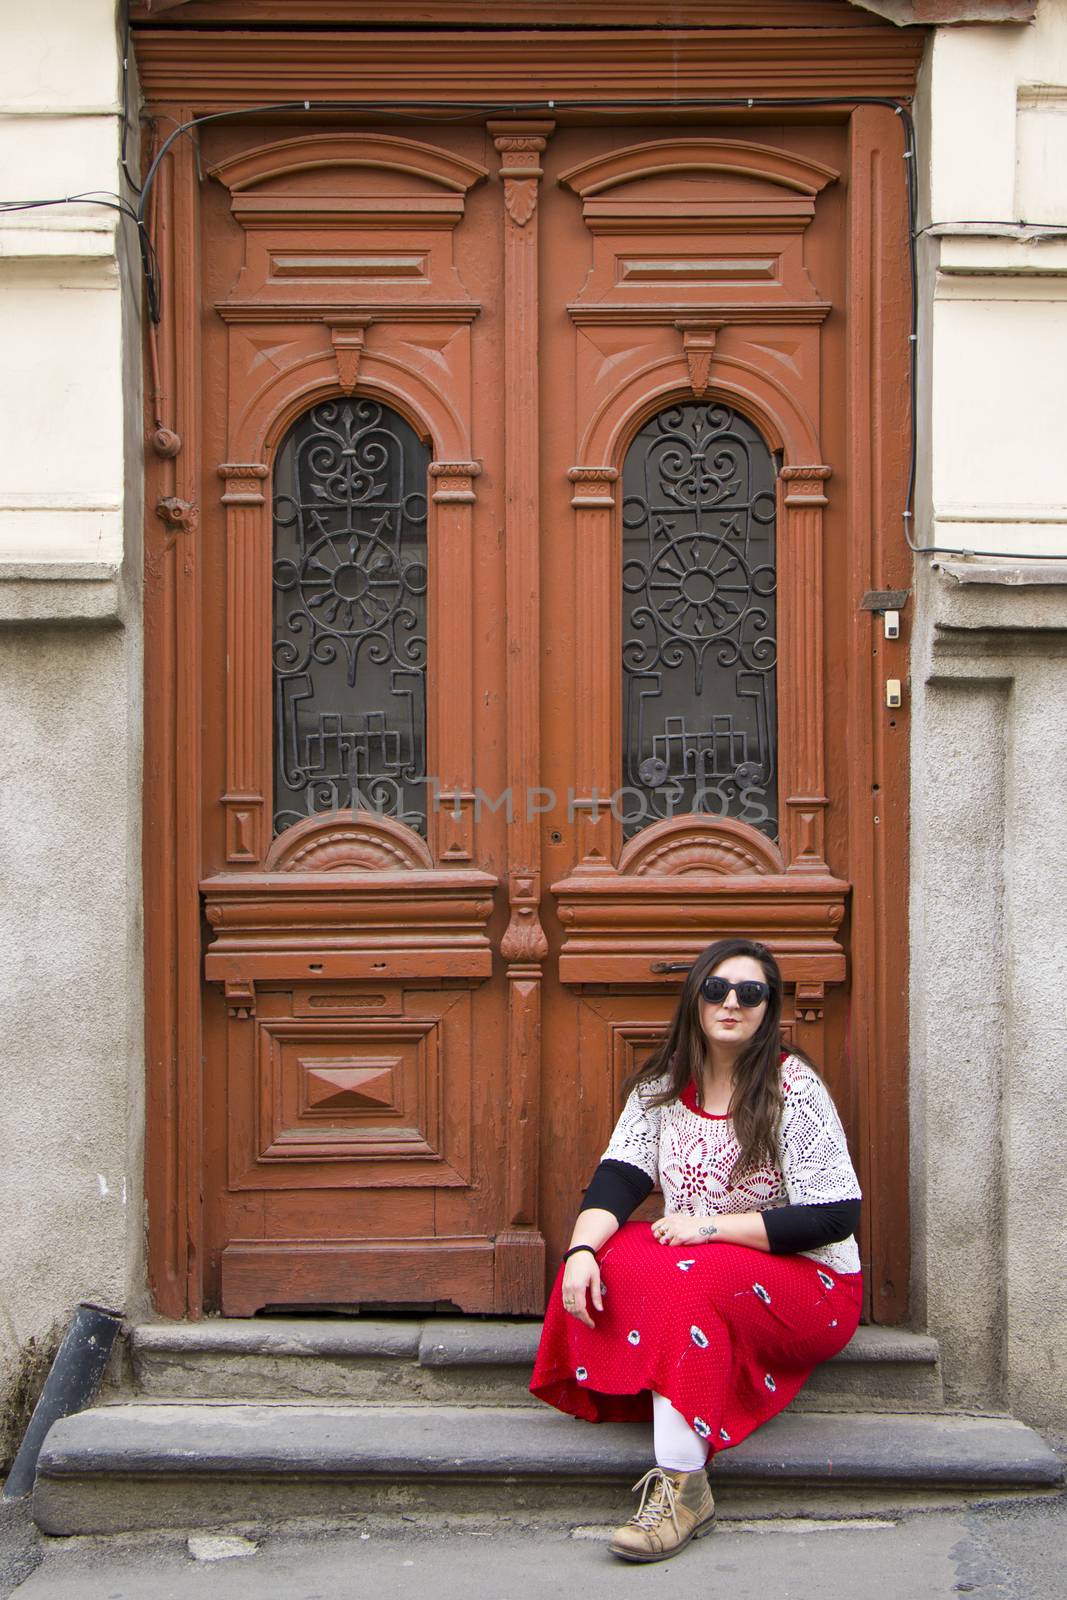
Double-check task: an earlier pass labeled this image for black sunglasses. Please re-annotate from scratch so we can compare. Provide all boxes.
[700,975,771,1008]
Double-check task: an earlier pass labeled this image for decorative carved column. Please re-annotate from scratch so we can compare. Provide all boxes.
[488,119,554,1308]
[429,460,481,862]
[219,462,270,863]
[778,464,832,873]
[568,466,620,870]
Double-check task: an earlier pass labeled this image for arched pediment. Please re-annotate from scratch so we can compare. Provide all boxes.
[576,349,821,468]
[559,139,839,201]
[616,817,785,878]
[264,811,435,873]
[209,133,489,197]
[228,341,471,465]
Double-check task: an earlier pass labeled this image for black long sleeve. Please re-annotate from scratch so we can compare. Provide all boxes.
[580,1159,654,1225]
[580,1160,859,1255]
[762,1197,861,1255]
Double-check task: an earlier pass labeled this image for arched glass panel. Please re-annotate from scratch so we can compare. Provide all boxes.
[621,401,777,841]
[272,397,430,835]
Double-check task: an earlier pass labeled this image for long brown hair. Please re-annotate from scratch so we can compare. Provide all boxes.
[624,937,816,1181]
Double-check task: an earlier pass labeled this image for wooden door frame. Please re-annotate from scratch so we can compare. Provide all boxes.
[139,10,921,1322]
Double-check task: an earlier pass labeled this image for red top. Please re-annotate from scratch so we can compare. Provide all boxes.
[682,1051,792,1120]
[681,1079,729,1120]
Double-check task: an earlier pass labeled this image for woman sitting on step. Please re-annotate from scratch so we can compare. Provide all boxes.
[530,936,863,1563]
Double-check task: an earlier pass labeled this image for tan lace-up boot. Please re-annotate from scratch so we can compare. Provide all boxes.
[608,1465,716,1562]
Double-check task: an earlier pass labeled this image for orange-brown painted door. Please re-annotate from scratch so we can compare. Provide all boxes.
[179,110,908,1322]
[192,121,546,1315]
[534,116,911,1326]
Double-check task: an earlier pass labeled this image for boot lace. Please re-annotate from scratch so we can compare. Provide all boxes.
[627,1468,681,1540]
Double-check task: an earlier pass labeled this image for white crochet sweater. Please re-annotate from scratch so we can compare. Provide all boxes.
[601,1055,862,1275]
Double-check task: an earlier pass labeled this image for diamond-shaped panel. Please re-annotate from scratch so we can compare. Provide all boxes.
[301,1058,399,1114]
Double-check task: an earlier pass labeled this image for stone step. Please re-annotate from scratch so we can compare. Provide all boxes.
[33,1402,1062,1536]
[124,1317,945,1413]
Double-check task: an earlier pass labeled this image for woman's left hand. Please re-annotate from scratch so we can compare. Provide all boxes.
[651,1212,719,1246]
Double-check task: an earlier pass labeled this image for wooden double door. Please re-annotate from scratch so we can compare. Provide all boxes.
[146,108,911,1324]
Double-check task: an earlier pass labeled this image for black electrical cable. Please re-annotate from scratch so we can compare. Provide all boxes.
[130,93,994,559]
[120,8,144,196]
[0,192,139,224]
[0,189,161,321]
[137,217,163,326]
[6,86,1066,562]
[137,93,922,228]
[905,210,1067,555]
[916,219,1067,235]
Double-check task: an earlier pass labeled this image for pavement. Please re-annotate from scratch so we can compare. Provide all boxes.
[2,1490,1067,1600]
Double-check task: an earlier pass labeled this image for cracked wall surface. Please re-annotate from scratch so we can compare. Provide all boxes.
[0,0,145,1462]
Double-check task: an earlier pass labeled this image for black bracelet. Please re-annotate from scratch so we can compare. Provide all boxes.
[563,1244,598,1263]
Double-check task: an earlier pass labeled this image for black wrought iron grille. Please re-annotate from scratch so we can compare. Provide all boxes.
[621,401,778,841]
[272,398,430,836]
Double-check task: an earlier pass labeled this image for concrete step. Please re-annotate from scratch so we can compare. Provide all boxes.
[124,1317,945,1413]
[33,1402,1062,1535]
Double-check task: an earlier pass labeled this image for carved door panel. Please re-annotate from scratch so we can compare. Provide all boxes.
[536,118,911,1324]
[158,110,907,1323]
[194,124,545,1315]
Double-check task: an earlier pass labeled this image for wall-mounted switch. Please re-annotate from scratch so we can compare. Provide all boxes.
[884,609,900,640]
[886,679,902,709]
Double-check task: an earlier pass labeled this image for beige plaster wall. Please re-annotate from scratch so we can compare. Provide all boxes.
[911,0,1067,1429]
[1,0,1065,1459]
[924,0,1067,558]
[0,0,143,1462]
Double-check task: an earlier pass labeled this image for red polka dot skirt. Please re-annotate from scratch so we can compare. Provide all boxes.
[530,1222,863,1455]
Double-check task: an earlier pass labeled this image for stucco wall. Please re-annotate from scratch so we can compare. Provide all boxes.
[1,0,1066,1460]
[924,0,1067,558]
[0,0,144,1462]
[911,0,1067,1429]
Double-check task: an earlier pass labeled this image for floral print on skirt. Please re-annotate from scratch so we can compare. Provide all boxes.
[530,1221,863,1455]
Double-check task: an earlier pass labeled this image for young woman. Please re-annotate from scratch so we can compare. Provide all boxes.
[530,937,863,1563]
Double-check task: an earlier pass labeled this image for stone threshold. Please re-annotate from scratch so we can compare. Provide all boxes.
[130,1317,940,1369]
[32,1404,1063,1537]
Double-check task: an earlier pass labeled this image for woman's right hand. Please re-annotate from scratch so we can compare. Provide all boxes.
[561,1250,604,1329]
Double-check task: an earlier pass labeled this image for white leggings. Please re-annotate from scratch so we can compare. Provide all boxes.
[652,1391,709,1472]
